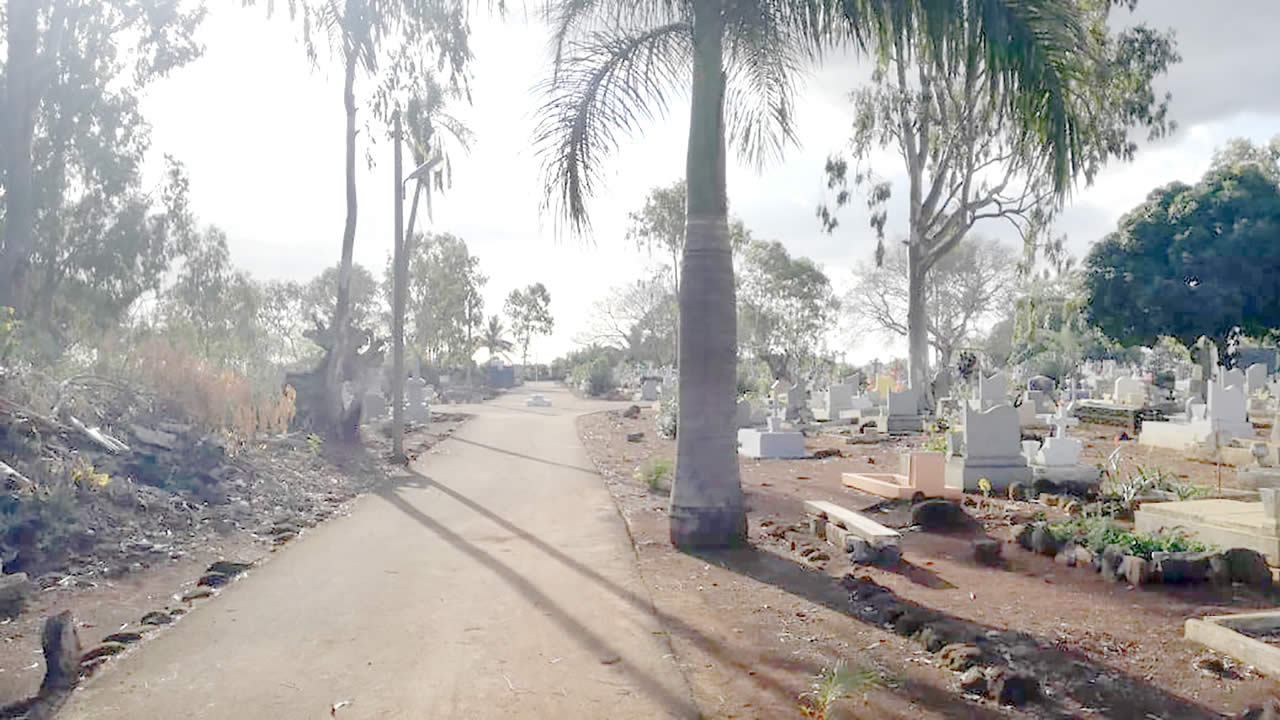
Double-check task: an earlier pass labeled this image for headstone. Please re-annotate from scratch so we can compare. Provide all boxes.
[640,378,659,402]
[1113,376,1146,407]
[945,404,1031,492]
[1247,363,1268,395]
[825,383,854,420]
[1208,376,1252,439]
[406,377,430,423]
[978,371,1008,410]
[1224,367,1246,391]
[931,370,952,404]
[886,388,923,432]
[361,392,387,423]
[735,398,753,429]
[1023,390,1054,414]
[1035,406,1083,467]
[1027,375,1055,393]
[785,384,807,421]
[875,375,894,402]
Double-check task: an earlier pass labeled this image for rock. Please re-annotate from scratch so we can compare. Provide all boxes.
[1032,477,1060,496]
[959,667,987,695]
[1100,544,1127,581]
[625,432,645,443]
[81,643,127,662]
[1007,482,1026,501]
[206,561,252,578]
[0,572,31,617]
[101,632,142,645]
[1237,697,1280,720]
[1029,526,1059,556]
[939,643,983,671]
[911,499,969,531]
[140,611,173,626]
[972,539,1002,566]
[915,625,948,652]
[1154,551,1212,584]
[1209,554,1231,585]
[1014,524,1035,551]
[198,573,231,588]
[893,610,929,637]
[812,448,841,459]
[268,523,299,536]
[1054,547,1077,567]
[1225,548,1273,589]
[272,532,296,545]
[807,551,831,563]
[182,589,214,602]
[129,424,178,450]
[621,405,641,419]
[987,667,1040,707]
[877,544,902,568]
[1120,555,1150,586]
[849,538,877,565]
[1074,545,1095,569]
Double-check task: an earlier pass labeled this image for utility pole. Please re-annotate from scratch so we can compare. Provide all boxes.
[391,112,406,462]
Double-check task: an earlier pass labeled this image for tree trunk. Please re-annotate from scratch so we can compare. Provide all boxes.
[671,244,680,368]
[392,113,408,462]
[324,43,360,440]
[669,0,745,549]
[907,244,931,401]
[0,0,39,311]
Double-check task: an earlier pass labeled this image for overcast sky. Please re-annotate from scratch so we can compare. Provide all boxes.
[140,0,1280,366]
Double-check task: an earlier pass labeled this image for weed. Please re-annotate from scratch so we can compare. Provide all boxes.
[634,457,673,492]
[799,660,880,719]
[305,433,324,455]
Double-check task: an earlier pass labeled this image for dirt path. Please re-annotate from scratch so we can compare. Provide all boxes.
[57,383,695,719]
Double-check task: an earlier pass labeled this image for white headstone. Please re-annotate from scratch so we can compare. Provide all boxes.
[1247,363,1268,395]
[1113,376,1146,407]
[640,378,659,401]
[406,377,430,422]
[978,371,1008,410]
[963,404,1023,463]
[825,383,854,418]
[1223,367,1246,391]
[1208,377,1251,439]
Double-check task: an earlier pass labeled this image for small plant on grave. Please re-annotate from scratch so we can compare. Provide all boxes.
[921,425,948,453]
[976,477,992,513]
[634,457,673,492]
[798,659,880,720]
[70,456,111,488]
[305,433,324,455]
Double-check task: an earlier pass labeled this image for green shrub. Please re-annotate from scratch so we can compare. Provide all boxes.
[570,357,615,397]
[634,457,673,492]
[1047,516,1212,559]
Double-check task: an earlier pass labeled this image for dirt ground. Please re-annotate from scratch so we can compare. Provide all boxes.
[578,408,1280,719]
[0,416,467,705]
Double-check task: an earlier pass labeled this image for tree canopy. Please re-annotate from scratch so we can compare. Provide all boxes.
[1083,158,1280,352]
[504,283,554,367]
[737,238,838,381]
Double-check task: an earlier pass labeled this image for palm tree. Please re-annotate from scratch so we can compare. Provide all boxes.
[535,0,1089,548]
[482,315,514,362]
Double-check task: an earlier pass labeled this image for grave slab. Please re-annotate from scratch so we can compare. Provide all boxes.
[803,500,901,547]
[1135,499,1279,565]
[1186,610,1280,678]
[737,428,806,459]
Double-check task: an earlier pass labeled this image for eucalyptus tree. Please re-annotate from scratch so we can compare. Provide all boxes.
[536,0,1093,547]
[819,1,1179,396]
[257,0,473,437]
[0,0,203,315]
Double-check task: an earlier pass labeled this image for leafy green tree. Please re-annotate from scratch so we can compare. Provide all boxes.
[737,238,838,381]
[0,0,204,312]
[1083,162,1280,356]
[846,236,1017,371]
[820,1,1178,395]
[163,227,265,365]
[537,0,1093,547]
[578,271,677,366]
[303,264,382,336]
[627,181,686,300]
[396,232,485,368]
[504,283,554,368]
[481,315,513,363]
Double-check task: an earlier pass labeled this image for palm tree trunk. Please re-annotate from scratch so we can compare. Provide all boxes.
[0,0,39,311]
[669,0,746,548]
[324,44,360,439]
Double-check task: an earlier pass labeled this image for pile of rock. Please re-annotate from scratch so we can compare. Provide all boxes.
[841,574,1041,707]
[1014,522,1272,590]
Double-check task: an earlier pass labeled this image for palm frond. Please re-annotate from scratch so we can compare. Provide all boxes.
[543,0,686,80]
[534,22,692,235]
[830,0,1087,194]
[724,0,819,169]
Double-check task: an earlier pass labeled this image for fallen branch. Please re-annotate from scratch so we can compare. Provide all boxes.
[66,416,130,454]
